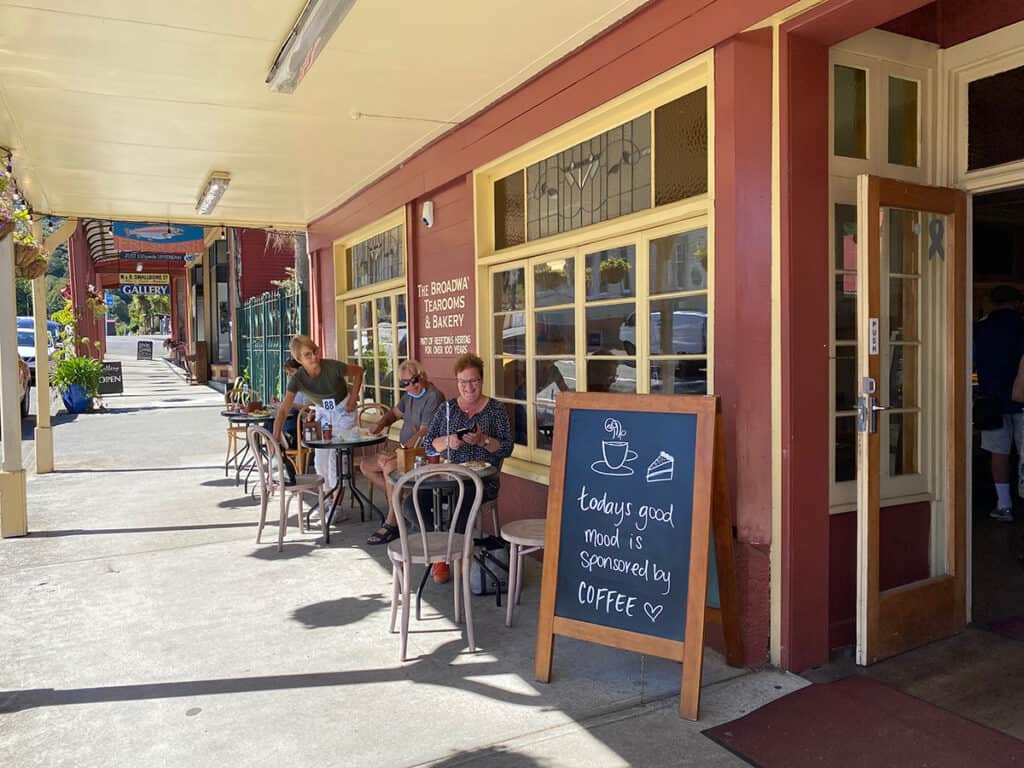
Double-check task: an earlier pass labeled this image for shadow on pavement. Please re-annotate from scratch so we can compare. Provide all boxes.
[53,466,222,474]
[29,522,256,537]
[290,594,390,629]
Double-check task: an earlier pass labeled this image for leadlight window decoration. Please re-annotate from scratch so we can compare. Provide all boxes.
[492,88,709,251]
[968,64,1024,171]
[527,114,652,241]
[347,224,404,290]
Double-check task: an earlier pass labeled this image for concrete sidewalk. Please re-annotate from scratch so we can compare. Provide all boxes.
[0,352,805,767]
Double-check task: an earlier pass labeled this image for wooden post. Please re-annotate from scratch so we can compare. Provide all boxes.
[707,411,743,667]
[32,274,54,473]
[0,232,27,536]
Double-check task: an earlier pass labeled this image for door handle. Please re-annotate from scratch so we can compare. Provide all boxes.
[857,396,889,433]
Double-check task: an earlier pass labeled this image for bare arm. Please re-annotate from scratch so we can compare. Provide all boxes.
[273,390,297,444]
[370,405,404,435]
[345,363,364,412]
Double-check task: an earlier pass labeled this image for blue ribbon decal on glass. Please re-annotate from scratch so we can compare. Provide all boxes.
[928,218,945,260]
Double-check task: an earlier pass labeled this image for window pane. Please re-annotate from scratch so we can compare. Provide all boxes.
[889,277,919,342]
[650,359,706,395]
[649,295,707,355]
[586,245,635,300]
[649,228,708,294]
[968,64,1024,171]
[534,258,574,307]
[346,304,358,332]
[585,302,635,354]
[503,400,528,448]
[396,293,406,323]
[493,358,526,400]
[835,345,857,411]
[835,416,856,482]
[348,225,403,289]
[375,296,392,326]
[889,412,918,475]
[536,359,575,451]
[494,313,525,355]
[889,345,918,409]
[494,268,525,311]
[887,208,920,274]
[527,114,651,240]
[835,274,857,341]
[536,309,575,355]
[654,87,708,204]
[380,388,395,408]
[834,65,867,159]
[494,170,525,250]
[587,357,636,393]
[834,203,857,270]
[888,77,918,167]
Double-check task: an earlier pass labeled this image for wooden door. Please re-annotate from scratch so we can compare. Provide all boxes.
[855,175,967,665]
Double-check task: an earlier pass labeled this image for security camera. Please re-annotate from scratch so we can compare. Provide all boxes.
[421,201,434,228]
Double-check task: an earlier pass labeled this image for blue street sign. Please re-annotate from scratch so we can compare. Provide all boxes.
[104,292,115,307]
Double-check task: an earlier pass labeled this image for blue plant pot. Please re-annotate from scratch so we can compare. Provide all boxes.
[63,383,93,414]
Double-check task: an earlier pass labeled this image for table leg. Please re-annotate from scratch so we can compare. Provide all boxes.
[505,542,519,627]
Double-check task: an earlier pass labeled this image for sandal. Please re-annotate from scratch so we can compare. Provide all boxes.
[367,523,399,545]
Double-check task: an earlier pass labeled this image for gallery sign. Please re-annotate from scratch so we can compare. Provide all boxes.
[119,272,169,285]
[119,284,170,298]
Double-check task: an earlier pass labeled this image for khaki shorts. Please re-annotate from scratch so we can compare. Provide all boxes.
[980,413,1024,455]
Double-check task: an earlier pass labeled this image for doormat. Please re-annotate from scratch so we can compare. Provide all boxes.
[988,616,1024,643]
[703,676,1024,768]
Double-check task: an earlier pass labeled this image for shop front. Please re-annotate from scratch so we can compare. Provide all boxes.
[307,0,1024,671]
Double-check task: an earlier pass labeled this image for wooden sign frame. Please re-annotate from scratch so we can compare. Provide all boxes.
[534,392,741,720]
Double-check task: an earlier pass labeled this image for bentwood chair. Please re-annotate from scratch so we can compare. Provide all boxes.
[247,426,326,551]
[284,403,315,475]
[388,464,483,661]
[352,402,390,508]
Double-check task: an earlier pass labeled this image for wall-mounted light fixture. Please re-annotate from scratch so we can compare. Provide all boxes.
[266,0,357,94]
[195,172,231,215]
[136,262,144,273]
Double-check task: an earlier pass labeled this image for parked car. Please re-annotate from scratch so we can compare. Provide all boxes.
[1,357,31,432]
[16,328,57,387]
[618,310,707,356]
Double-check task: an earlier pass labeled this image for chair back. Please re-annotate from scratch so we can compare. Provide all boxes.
[357,402,390,428]
[247,425,286,492]
[390,464,484,565]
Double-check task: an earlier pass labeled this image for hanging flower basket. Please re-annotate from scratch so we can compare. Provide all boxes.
[14,241,47,279]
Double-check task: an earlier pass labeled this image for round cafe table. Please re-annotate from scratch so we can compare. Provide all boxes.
[221,409,275,487]
[303,432,386,543]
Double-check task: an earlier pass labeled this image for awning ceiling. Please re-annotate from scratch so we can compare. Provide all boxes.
[0,1,647,230]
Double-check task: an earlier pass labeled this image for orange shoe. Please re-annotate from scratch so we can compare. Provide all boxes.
[432,562,451,584]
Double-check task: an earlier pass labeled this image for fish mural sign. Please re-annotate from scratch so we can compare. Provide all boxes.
[112,222,204,255]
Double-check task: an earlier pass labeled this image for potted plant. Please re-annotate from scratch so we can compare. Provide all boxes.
[51,354,103,413]
[599,256,631,284]
[534,263,566,291]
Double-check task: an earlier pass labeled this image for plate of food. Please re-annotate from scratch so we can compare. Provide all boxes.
[461,460,489,470]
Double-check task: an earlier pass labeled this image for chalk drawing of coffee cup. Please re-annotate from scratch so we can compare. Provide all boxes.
[592,440,639,476]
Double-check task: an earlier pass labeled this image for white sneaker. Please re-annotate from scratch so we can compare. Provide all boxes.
[990,507,1014,523]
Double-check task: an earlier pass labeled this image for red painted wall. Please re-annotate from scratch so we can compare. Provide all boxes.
[67,226,103,359]
[714,31,775,664]
[828,502,932,648]
[310,247,336,356]
[881,0,1024,47]
[238,229,295,302]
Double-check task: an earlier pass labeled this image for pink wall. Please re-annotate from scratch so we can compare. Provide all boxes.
[881,0,1024,47]
[238,229,295,302]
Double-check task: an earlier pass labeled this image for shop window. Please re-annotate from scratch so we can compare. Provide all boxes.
[654,88,708,204]
[494,171,525,250]
[887,77,919,167]
[834,65,867,159]
[347,224,403,290]
[344,290,407,407]
[968,64,1024,171]
[489,225,709,463]
[832,203,858,485]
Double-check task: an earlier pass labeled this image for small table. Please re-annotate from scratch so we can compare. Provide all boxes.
[500,518,546,627]
[221,410,275,486]
[388,463,500,617]
[304,433,387,543]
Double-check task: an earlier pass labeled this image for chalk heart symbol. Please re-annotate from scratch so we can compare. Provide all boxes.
[644,602,663,623]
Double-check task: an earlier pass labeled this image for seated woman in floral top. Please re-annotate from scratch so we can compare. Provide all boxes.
[404,353,513,580]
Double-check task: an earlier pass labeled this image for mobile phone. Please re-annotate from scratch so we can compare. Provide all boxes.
[455,426,476,439]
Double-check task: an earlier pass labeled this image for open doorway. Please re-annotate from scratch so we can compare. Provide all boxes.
[971,185,1024,629]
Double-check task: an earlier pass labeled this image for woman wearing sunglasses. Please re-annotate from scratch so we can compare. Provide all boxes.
[362,360,445,545]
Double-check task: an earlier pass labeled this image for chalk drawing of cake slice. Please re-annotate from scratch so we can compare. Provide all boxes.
[646,451,675,483]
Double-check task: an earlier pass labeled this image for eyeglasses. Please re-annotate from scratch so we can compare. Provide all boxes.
[398,375,421,388]
[456,377,482,386]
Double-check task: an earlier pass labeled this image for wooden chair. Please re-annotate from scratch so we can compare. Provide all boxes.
[352,402,391,508]
[387,464,483,661]
[284,403,315,474]
[247,426,326,551]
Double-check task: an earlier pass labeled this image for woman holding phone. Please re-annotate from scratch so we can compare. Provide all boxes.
[411,353,513,582]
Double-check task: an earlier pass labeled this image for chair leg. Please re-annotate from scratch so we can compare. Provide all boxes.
[316,485,325,538]
[453,560,462,625]
[505,542,519,627]
[256,492,268,544]
[389,564,400,633]
[277,493,287,552]
[462,556,476,652]
[401,563,412,661]
[225,431,236,476]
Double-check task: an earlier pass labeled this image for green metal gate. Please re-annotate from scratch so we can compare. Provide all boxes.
[237,286,308,402]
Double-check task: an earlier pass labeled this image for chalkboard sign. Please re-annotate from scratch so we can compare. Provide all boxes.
[535,392,740,721]
[98,361,123,395]
[136,340,153,360]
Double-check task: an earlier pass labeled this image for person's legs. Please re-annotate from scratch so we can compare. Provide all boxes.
[364,453,402,544]
[982,416,1014,520]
